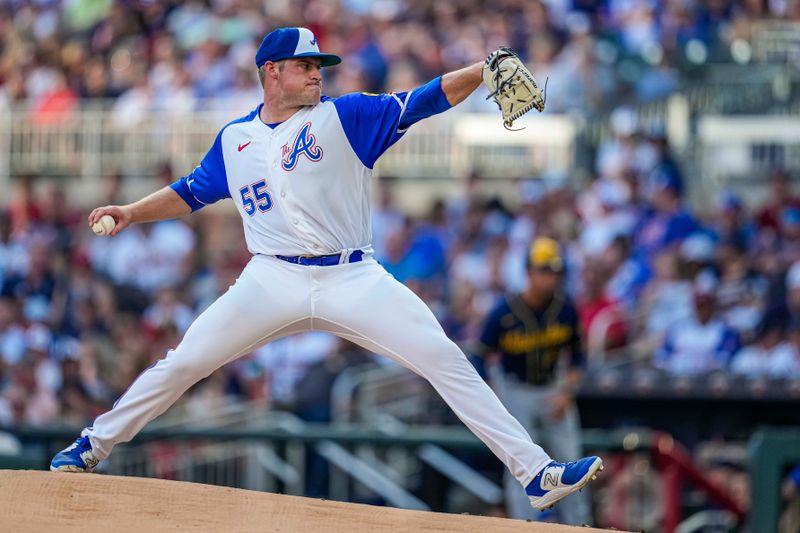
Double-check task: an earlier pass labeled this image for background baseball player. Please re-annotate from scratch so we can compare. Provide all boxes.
[475,237,591,524]
[50,27,602,514]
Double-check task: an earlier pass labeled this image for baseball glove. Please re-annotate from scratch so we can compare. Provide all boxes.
[483,48,546,130]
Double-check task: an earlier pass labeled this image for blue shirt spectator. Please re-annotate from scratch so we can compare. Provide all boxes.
[634,168,697,265]
[655,275,741,375]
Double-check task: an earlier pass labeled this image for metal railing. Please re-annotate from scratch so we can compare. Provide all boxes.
[752,20,800,65]
[56,359,505,511]
[99,409,429,507]
[9,423,757,530]
[749,428,800,532]
[582,63,797,152]
[330,364,504,505]
[697,114,800,182]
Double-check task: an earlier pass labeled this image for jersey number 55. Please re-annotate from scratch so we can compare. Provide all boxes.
[240,179,273,216]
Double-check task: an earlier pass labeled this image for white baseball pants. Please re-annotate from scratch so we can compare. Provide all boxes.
[85,255,551,486]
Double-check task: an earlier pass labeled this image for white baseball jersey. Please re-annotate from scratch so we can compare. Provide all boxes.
[171,81,450,256]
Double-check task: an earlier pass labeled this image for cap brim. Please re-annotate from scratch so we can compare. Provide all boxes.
[531,264,563,273]
[287,52,342,67]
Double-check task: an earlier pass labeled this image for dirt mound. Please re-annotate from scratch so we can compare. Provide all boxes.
[2,470,616,532]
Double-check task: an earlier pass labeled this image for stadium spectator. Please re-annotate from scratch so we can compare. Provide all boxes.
[252,332,339,408]
[634,165,697,267]
[679,232,716,283]
[715,244,766,340]
[730,313,799,378]
[785,320,800,379]
[578,178,636,257]
[756,170,800,235]
[654,273,740,376]
[778,207,800,268]
[595,107,639,180]
[711,191,758,252]
[0,0,769,113]
[604,234,651,314]
[577,261,628,354]
[780,261,800,325]
[640,250,693,339]
[0,296,26,366]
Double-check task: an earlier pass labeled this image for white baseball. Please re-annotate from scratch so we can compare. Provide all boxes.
[92,214,116,236]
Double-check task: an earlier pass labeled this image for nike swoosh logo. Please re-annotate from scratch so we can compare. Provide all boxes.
[238,141,252,152]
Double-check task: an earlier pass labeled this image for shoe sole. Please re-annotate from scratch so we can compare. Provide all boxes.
[50,465,89,473]
[528,458,604,511]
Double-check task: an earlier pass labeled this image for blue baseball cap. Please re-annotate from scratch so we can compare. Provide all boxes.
[255,27,341,68]
[647,165,683,197]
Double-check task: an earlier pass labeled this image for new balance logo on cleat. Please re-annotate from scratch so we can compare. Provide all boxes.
[541,468,563,490]
[82,453,99,470]
[526,456,603,511]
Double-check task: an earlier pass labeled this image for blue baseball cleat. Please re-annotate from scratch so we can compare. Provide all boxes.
[526,456,603,510]
[50,436,100,473]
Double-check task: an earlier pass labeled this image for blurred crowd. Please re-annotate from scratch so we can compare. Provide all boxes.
[2,0,798,122]
[376,124,800,386]
[2,125,800,429]
[1,0,799,429]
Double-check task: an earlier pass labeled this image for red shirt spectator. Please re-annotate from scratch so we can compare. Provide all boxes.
[32,71,77,126]
[756,170,800,235]
[578,264,628,352]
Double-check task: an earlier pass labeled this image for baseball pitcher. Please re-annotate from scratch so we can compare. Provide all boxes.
[51,27,601,514]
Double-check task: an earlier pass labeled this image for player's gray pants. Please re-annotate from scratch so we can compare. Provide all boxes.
[85,255,551,488]
[490,371,591,525]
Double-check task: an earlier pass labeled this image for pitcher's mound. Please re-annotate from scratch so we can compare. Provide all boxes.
[1,470,616,532]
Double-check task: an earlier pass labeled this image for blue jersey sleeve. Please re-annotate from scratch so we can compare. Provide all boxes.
[170,131,231,212]
[399,77,452,130]
[332,77,452,169]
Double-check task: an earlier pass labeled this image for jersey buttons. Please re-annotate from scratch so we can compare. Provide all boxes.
[280,191,286,198]
[292,218,299,225]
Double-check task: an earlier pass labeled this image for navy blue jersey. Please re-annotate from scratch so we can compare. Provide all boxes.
[477,293,584,386]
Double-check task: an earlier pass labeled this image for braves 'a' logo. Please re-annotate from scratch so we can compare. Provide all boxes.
[281,122,323,171]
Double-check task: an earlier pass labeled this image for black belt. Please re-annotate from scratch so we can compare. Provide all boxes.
[275,249,364,266]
